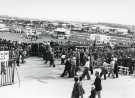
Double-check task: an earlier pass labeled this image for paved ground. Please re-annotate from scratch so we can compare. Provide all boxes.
[0,57,135,98]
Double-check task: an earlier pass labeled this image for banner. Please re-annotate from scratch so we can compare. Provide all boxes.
[0,51,9,61]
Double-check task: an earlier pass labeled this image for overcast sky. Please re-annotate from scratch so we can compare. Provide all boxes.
[0,0,134,25]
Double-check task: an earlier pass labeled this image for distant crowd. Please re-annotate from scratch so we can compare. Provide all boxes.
[0,38,135,98]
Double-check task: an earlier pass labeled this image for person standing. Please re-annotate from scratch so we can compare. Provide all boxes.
[15,48,20,66]
[71,76,85,98]
[108,60,115,78]
[71,77,80,98]
[100,61,108,80]
[45,50,49,64]
[70,57,77,77]
[114,61,119,78]
[89,85,96,98]
[16,56,20,66]
[79,77,85,98]
[93,71,102,98]
[49,52,55,67]
[76,55,80,71]
[80,50,84,66]
[81,58,91,80]
[61,53,66,65]
[43,46,47,60]
[89,56,94,75]
[127,56,133,74]
[21,49,25,63]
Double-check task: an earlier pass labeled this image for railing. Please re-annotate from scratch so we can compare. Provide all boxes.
[118,66,129,75]
[104,65,129,75]
[0,60,15,87]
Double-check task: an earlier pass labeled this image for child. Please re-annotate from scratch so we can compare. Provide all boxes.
[89,85,96,98]
[71,76,80,98]
[79,77,85,98]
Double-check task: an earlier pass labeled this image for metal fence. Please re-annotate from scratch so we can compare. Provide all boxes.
[118,66,129,75]
[0,60,15,87]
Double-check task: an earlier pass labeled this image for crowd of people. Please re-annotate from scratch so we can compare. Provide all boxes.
[32,41,134,98]
[0,38,32,66]
[1,16,135,98]
[38,41,135,79]
[71,71,102,98]
[0,37,135,98]
[39,42,135,98]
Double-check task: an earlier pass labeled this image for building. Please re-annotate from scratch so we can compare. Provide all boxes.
[90,34,111,44]
[53,28,71,39]
[24,26,36,37]
[0,23,9,32]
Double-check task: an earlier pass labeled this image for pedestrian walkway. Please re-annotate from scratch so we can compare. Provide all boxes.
[17,57,64,81]
[0,57,134,98]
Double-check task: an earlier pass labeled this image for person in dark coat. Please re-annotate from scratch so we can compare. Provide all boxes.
[43,47,47,60]
[80,51,84,66]
[93,71,102,98]
[113,61,119,78]
[132,60,135,73]
[79,77,85,98]
[16,56,20,66]
[70,57,77,77]
[127,57,133,74]
[45,50,50,64]
[89,56,94,75]
[75,55,80,74]
[89,85,96,98]
[49,52,55,67]
[71,76,80,98]
[61,58,72,77]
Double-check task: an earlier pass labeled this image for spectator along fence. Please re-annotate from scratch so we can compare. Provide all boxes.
[0,51,16,87]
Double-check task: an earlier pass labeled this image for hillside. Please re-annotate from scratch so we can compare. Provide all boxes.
[97,22,135,31]
[0,15,135,44]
